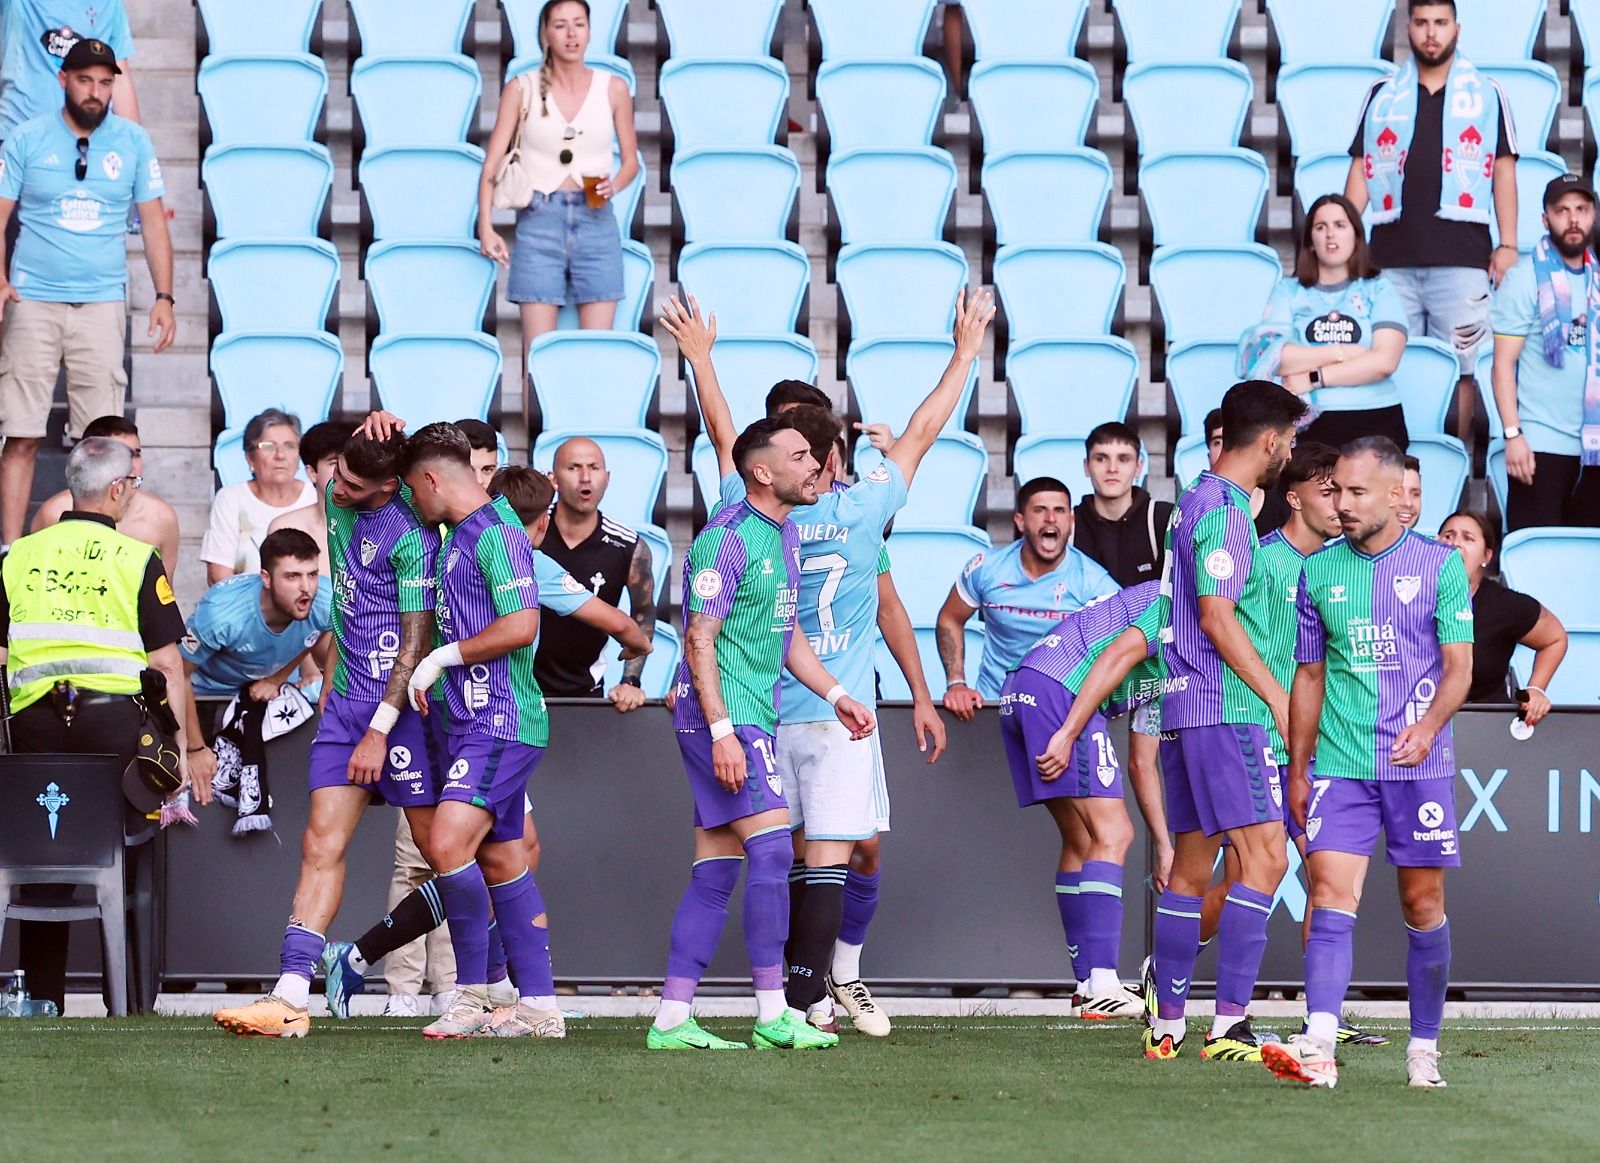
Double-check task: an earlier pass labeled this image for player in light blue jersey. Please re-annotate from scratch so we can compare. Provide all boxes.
[662,288,993,1035]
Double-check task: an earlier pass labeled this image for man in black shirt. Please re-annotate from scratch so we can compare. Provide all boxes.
[1072,422,1171,587]
[1344,1,1518,377]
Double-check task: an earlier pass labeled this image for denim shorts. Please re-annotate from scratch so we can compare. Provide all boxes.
[507,189,624,306]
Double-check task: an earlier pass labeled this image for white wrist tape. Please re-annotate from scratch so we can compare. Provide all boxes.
[368,703,400,735]
[708,719,735,741]
[433,642,465,669]
[824,684,847,708]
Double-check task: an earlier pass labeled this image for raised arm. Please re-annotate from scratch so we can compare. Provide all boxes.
[877,569,945,763]
[659,296,737,477]
[885,288,995,484]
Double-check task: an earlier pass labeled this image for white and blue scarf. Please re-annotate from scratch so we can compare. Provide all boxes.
[1533,236,1600,466]
[1362,54,1498,227]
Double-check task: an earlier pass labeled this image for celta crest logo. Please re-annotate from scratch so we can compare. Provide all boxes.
[37,782,70,839]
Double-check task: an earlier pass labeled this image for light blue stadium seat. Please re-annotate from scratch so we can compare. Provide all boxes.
[1112,0,1241,60]
[211,331,343,432]
[203,143,332,239]
[533,430,668,527]
[1008,337,1138,437]
[1148,243,1281,347]
[503,0,627,59]
[994,243,1124,340]
[1518,632,1600,705]
[1482,62,1559,151]
[601,623,681,700]
[691,434,723,513]
[686,336,820,433]
[1140,150,1269,248]
[1123,62,1253,157]
[1495,150,1567,256]
[198,0,322,53]
[670,147,800,243]
[1171,433,1211,488]
[610,148,647,240]
[1407,434,1469,535]
[365,240,494,335]
[1576,0,1600,68]
[1486,438,1508,520]
[198,55,326,144]
[658,0,781,57]
[504,53,635,93]
[828,148,957,245]
[360,144,484,239]
[846,337,978,436]
[1015,435,1146,511]
[677,242,809,334]
[527,331,660,431]
[880,525,992,624]
[1293,151,1361,216]
[875,624,986,702]
[1277,62,1395,162]
[1501,529,1600,629]
[1453,0,1543,62]
[1395,338,1460,438]
[810,0,936,59]
[1266,0,1393,64]
[351,0,472,54]
[836,242,968,341]
[351,56,481,148]
[208,239,338,333]
[1165,339,1238,438]
[854,432,988,527]
[371,334,502,427]
[968,60,1099,154]
[556,238,653,332]
[213,429,249,487]
[962,0,1088,59]
[1474,350,1503,440]
[982,149,1112,246]
[659,58,789,152]
[816,60,946,154]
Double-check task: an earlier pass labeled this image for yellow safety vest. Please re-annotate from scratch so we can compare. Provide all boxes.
[2,517,160,711]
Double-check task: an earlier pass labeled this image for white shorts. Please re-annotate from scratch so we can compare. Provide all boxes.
[776,719,889,841]
[1131,700,1162,738]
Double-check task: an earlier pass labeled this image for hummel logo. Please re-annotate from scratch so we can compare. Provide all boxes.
[1170,977,1189,992]
[1066,943,1079,958]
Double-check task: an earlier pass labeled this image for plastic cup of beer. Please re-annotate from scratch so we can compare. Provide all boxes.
[582,174,606,210]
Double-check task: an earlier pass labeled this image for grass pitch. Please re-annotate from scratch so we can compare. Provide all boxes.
[1,1016,1595,1162]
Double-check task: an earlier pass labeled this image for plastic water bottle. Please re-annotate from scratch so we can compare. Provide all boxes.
[0,971,58,1018]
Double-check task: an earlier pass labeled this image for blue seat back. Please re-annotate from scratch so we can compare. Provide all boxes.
[1140,150,1269,247]
[1267,0,1393,64]
[209,239,339,332]
[1395,338,1460,438]
[1407,435,1469,535]
[505,52,635,93]
[880,526,991,623]
[876,624,986,702]
[677,242,809,334]
[1501,529,1600,628]
[351,55,481,148]
[1516,632,1600,705]
[527,332,661,431]
[855,432,988,526]
[1454,0,1543,61]
[1112,0,1241,59]
[198,55,327,144]
[360,144,484,239]
[1474,350,1502,440]
[659,58,789,151]
[1123,62,1253,156]
[686,336,820,433]
[601,623,681,700]
[1293,150,1361,217]
[1015,434,1146,513]
[670,147,801,243]
[625,524,674,607]
[828,148,957,245]
[811,0,936,58]
[1165,340,1239,438]
[610,148,647,240]
[366,240,495,335]
[351,0,472,53]
[532,430,668,526]
[691,433,723,513]
[557,238,653,331]
[969,60,1099,153]
[1171,433,1211,488]
[199,0,323,53]
[1149,244,1281,346]
[203,143,333,239]
[504,0,628,58]
[847,337,978,436]
[1486,439,1507,520]
[1277,63,1395,161]
[1496,150,1567,255]
[982,149,1111,246]
[658,0,782,56]
[816,60,947,153]
[1576,0,1600,66]
[963,0,1088,59]
[837,242,968,340]
[370,334,502,426]
[1482,62,1559,151]
[994,243,1124,340]
[1007,337,1138,437]
[211,331,343,431]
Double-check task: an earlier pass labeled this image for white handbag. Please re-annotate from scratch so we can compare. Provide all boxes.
[491,73,537,211]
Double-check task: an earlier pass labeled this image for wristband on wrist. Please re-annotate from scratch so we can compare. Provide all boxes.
[824,684,847,708]
[1525,685,1547,697]
[708,718,734,741]
[369,702,400,735]
[947,680,968,691]
[186,745,209,754]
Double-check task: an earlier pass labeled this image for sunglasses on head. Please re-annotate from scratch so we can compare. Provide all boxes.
[75,136,88,182]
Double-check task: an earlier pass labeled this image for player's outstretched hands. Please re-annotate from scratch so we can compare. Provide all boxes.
[712,733,747,792]
[834,695,876,741]
[910,696,947,764]
[952,287,997,362]
[360,409,407,442]
[855,422,897,453]
[1390,722,1437,768]
[1034,724,1079,781]
[659,295,716,364]
[942,682,983,721]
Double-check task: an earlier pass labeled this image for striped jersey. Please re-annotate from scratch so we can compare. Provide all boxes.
[1294,529,1474,782]
[1252,528,1316,752]
[325,481,439,703]
[435,496,547,746]
[1014,580,1168,719]
[673,499,801,734]
[1160,471,1273,730]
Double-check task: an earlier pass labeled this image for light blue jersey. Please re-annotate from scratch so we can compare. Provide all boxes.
[181,574,333,697]
[533,550,590,652]
[956,540,1119,698]
[0,110,163,301]
[1490,254,1589,457]
[1262,275,1409,412]
[720,460,908,722]
[0,1,134,140]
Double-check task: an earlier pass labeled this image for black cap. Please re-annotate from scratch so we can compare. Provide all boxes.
[60,38,121,75]
[1544,173,1596,209]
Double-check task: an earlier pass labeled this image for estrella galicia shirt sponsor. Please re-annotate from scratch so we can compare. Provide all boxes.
[1262,275,1409,412]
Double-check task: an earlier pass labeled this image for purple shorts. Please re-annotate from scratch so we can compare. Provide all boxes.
[1304,775,1461,868]
[1159,722,1283,838]
[999,668,1122,808]
[677,724,786,830]
[307,691,439,808]
[438,732,543,844]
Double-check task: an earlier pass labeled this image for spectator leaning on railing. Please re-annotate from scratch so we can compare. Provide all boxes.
[201,408,318,585]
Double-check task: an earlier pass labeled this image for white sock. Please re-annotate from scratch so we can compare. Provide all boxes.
[807,997,835,1021]
[654,998,692,1030]
[831,939,863,984]
[755,988,787,1023]
[273,973,311,1009]
[1154,1017,1186,1040]
[1306,1011,1339,1045]
[348,949,370,974]
[1210,1013,1244,1040]
[487,979,517,1007]
[1407,1036,1438,1054]
[520,994,558,1012]
[1086,967,1121,996]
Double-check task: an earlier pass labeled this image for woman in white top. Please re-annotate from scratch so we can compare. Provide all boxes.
[200,408,318,585]
[479,0,639,353]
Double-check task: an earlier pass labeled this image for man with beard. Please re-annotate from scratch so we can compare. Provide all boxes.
[1489,174,1600,530]
[0,37,174,548]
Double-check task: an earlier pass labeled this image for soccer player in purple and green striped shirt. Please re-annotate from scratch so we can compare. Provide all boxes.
[1147,379,1308,1063]
[1264,438,1473,1091]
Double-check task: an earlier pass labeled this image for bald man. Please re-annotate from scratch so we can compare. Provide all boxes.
[532,436,657,710]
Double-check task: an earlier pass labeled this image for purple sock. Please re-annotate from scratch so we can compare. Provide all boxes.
[1078,861,1125,978]
[488,871,554,998]
[1406,917,1451,1041]
[486,919,509,986]
[1303,908,1357,1020]
[1153,891,1203,1021]
[838,868,880,946]
[436,861,491,987]
[279,924,324,981]
[662,855,741,1003]
[1214,883,1274,1017]
[1054,871,1087,982]
[742,828,791,992]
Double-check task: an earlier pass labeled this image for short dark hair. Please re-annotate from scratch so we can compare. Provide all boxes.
[1444,509,1498,562]
[783,404,845,469]
[397,422,472,478]
[1409,0,1454,15]
[1219,380,1308,452]
[260,528,320,573]
[300,420,348,469]
[1085,421,1142,456]
[732,416,798,480]
[1203,408,1223,439]
[1340,435,1407,474]
[765,380,830,416]
[1296,195,1381,287]
[1280,441,1339,489]
[82,414,138,441]
[455,418,498,453]
[489,465,555,524]
[1403,454,1421,474]
[342,429,407,482]
[1017,475,1071,511]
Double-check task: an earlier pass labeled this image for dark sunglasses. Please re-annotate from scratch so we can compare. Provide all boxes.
[558,125,580,167]
[75,136,88,182]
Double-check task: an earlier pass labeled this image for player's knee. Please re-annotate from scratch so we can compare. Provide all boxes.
[1399,883,1445,929]
[850,835,880,876]
[1241,844,1289,893]
[1309,882,1359,913]
[1094,813,1135,860]
[301,824,347,869]
[524,834,542,873]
